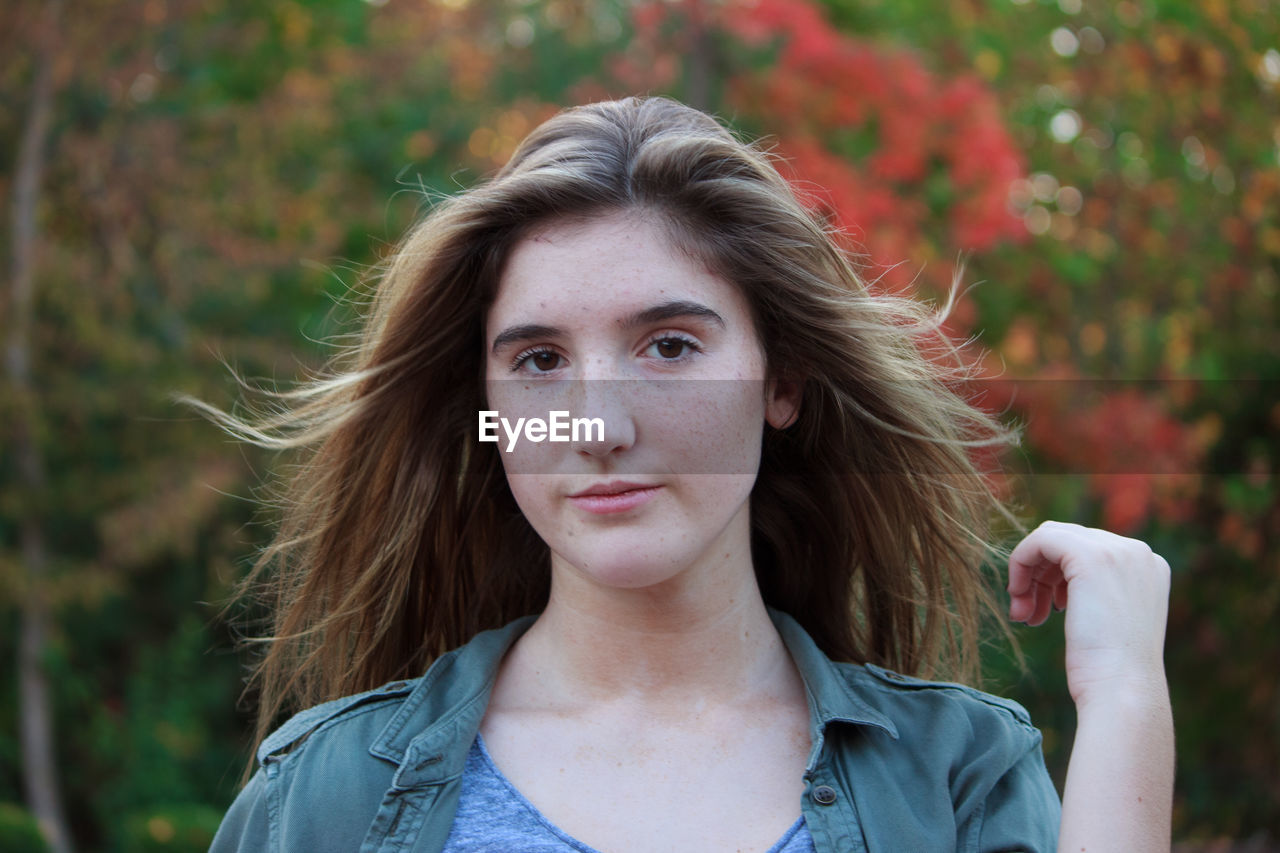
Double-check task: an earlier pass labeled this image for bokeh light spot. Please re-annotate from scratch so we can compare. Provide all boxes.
[1050,109,1082,143]
[1051,27,1079,57]
[1056,185,1084,215]
[1024,205,1052,235]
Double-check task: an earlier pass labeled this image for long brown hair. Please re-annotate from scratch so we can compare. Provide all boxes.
[191,96,1020,774]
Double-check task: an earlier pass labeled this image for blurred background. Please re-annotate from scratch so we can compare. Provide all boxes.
[1,0,1276,849]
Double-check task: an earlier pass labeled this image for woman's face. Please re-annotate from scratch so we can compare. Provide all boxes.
[482,212,798,593]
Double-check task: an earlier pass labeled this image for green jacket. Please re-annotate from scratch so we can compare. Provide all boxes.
[210,609,1061,852]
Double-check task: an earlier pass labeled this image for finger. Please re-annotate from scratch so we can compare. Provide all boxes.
[1008,521,1090,586]
[1008,554,1065,606]
[1009,576,1056,624]
[1027,580,1055,627]
[1009,589,1036,622]
[1053,581,1068,611]
[1009,560,1046,622]
[1007,554,1036,596]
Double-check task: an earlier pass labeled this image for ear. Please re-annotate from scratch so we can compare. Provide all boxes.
[764,376,802,429]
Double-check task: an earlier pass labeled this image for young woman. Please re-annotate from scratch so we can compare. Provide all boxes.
[207,96,1173,852]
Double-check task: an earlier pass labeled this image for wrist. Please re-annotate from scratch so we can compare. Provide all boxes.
[1072,672,1171,720]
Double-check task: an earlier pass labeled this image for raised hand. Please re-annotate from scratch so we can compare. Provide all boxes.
[1008,520,1170,709]
[1007,520,1175,853]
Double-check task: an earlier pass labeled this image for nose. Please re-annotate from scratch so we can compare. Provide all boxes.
[568,375,636,459]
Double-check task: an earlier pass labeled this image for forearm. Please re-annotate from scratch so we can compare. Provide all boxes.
[1058,681,1175,853]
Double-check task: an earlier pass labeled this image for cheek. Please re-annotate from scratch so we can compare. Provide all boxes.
[501,474,560,543]
[640,380,766,475]
[503,473,540,510]
[483,380,573,475]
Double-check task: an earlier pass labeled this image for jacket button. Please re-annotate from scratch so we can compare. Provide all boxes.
[811,784,838,805]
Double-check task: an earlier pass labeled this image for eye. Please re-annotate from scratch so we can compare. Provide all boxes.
[510,346,564,373]
[643,334,702,361]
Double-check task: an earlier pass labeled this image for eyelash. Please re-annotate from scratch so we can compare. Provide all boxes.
[508,333,704,373]
[508,345,562,373]
[643,332,702,363]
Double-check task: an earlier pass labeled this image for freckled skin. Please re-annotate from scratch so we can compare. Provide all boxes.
[478,217,1174,853]
[483,214,796,595]
[478,214,809,853]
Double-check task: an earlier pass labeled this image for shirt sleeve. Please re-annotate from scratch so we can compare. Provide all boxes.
[209,767,273,853]
[964,735,1062,853]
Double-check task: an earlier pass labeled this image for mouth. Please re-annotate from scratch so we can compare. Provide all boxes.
[568,480,659,498]
[566,481,662,514]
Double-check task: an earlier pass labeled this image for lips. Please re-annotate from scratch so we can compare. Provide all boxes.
[568,480,657,498]
[566,481,662,515]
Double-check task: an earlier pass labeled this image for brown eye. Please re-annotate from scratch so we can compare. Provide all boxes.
[510,347,564,373]
[654,339,686,359]
[531,351,561,371]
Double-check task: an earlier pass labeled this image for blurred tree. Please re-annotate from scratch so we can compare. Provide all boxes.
[6,0,72,850]
[0,802,51,853]
[0,0,1274,846]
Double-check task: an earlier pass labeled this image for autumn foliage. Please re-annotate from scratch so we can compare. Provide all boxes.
[613,0,1223,536]
[1,0,1276,847]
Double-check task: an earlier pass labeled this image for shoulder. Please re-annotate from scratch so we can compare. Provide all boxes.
[853,662,1037,732]
[253,615,536,769]
[214,680,422,853]
[840,661,1044,766]
[769,607,1041,754]
[833,662,1060,840]
[256,678,419,766]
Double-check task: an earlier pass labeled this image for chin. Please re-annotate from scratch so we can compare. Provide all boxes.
[550,541,692,591]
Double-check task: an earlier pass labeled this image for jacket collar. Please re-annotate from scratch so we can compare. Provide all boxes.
[370,614,537,788]
[370,607,897,785]
[767,608,899,771]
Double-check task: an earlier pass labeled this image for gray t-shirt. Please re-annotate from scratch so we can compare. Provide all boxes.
[441,734,816,852]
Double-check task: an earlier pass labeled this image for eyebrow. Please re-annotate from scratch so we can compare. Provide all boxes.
[489,300,726,354]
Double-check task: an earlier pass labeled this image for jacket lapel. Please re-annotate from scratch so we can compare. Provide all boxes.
[360,615,537,852]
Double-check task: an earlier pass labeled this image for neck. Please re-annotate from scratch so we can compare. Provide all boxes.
[504,543,793,710]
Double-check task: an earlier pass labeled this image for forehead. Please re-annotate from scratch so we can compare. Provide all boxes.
[486,213,749,329]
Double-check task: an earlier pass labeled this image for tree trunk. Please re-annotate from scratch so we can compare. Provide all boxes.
[684,4,715,113]
[7,1,73,851]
